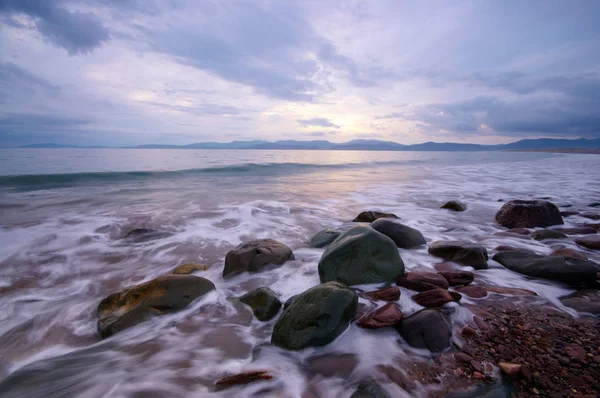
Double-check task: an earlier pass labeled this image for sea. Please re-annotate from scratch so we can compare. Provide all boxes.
[0,148,599,397]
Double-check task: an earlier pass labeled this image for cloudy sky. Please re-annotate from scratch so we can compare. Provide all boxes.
[1,0,599,146]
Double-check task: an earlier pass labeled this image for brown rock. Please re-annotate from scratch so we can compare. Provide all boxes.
[356,303,403,328]
[171,263,210,274]
[550,248,588,260]
[581,212,600,220]
[564,344,586,361]
[477,284,537,296]
[499,362,522,379]
[223,239,294,278]
[494,245,525,252]
[441,200,467,212]
[461,325,478,338]
[473,316,489,331]
[455,285,488,298]
[363,286,401,301]
[559,290,600,315]
[437,270,474,286]
[554,227,597,235]
[495,200,564,228]
[428,241,488,269]
[412,288,455,307]
[215,370,273,390]
[530,229,567,240]
[575,235,600,250]
[396,271,449,292]
[353,211,399,223]
[454,352,474,363]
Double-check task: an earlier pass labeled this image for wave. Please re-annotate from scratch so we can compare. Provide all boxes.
[0,161,416,189]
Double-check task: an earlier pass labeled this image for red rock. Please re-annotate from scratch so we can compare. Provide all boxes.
[433,261,463,271]
[550,248,588,260]
[477,284,537,296]
[461,325,478,337]
[454,352,474,363]
[494,245,524,252]
[575,235,600,250]
[499,362,522,379]
[396,271,449,292]
[215,370,273,389]
[363,286,401,301]
[473,371,484,379]
[553,227,597,235]
[470,360,483,372]
[356,303,403,328]
[438,270,474,286]
[449,292,462,301]
[411,288,455,307]
[473,316,489,331]
[455,285,488,298]
[564,344,586,361]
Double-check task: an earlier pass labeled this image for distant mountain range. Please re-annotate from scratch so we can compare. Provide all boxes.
[15,138,600,151]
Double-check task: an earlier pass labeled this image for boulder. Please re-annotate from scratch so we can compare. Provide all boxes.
[271,281,357,350]
[350,381,390,398]
[530,229,567,241]
[553,227,597,235]
[370,218,426,249]
[559,290,600,315]
[239,287,282,321]
[97,275,216,337]
[437,270,474,286]
[492,251,600,287]
[412,288,456,307]
[396,271,449,292]
[363,286,401,301]
[123,228,171,242]
[353,211,399,223]
[396,308,452,352]
[441,200,467,212]
[171,263,209,274]
[495,200,563,228]
[550,248,588,260]
[575,235,600,250]
[309,229,341,248]
[318,226,405,285]
[356,303,403,328]
[223,239,294,278]
[428,241,488,270]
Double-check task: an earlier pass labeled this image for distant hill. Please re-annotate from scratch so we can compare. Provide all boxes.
[16,138,600,151]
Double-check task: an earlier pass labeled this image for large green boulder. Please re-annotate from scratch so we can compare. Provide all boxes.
[271,281,357,350]
[318,225,405,285]
[309,229,342,248]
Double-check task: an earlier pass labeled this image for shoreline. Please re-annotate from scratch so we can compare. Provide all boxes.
[504,148,600,154]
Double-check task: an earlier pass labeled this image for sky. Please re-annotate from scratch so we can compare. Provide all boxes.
[1,0,599,146]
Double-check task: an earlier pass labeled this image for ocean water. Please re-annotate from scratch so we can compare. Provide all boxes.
[0,148,599,398]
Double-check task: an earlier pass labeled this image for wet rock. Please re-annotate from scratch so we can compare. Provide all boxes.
[309,229,341,248]
[97,275,216,337]
[304,353,358,378]
[550,248,588,260]
[494,245,524,252]
[443,382,518,397]
[356,303,403,328]
[370,218,426,249]
[492,251,600,287]
[223,239,294,278]
[438,270,474,286]
[449,292,462,301]
[582,212,600,221]
[455,285,487,298]
[396,308,452,353]
[428,241,488,270]
[530,229,567,240]
[318,225,405,285]
[350,381,390,398]
[563,344,586,361]
[123,228,171,242]
[171,263,210,274]
[363,286,401,301]
[477,284,536,296]
[239,287,282,321]
[283,294,299,310]
[584,223,600,231]
[441,200,467,212]
[561,210,579,217]
[495,200,563,228]
[589,202,600,207]
[412,288,456,307]
[559,290,600,315]
[396,271,449,291]
[575,235,600,250]
[271,281,357,350]
[554,227,597,235]
[214,370,273,390]
[454,352,474,363]
[353,211,399,223]
[505,228,531,235]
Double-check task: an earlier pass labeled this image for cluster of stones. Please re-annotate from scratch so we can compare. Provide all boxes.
[93,198,600,395]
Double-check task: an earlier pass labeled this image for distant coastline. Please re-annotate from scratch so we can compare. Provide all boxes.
[505,148,600,154]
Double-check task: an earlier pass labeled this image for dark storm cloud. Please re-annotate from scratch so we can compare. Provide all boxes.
[297,118,340,129]
[0,0,109,55]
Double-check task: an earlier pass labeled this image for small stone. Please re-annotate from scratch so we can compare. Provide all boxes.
[441,200,467,212]
[437,270,474,286]
[564,344,586,361]
[473,371,484,379]
[396,271,449,292]
[454,352,474,363]
[461,325,478,338]
[411,288,455,307]
[363,286,401,302]
[575,235,600,250]
[470,360,483,372]
[499,362,522,379]
[356,303,403,329]
[353,211,399,223]
[530,229,567,241]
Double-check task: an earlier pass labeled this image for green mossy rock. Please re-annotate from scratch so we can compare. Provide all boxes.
[239,287,282,321]
[309,229,342,248]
